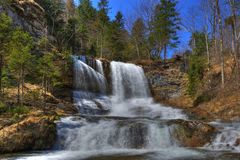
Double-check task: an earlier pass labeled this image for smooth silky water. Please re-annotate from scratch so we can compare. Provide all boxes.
[4,56,240,160]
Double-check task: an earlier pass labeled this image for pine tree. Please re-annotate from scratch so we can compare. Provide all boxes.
[38,52,59,103]
[8,29,34,105]
[151,0,180,62]
[38,0,65,35]
[107,11,126,60]
[97,0,110,58]
[66,0,75,20]
[131,18,146,59]
[77,0,97,53]
[0,13,12,95]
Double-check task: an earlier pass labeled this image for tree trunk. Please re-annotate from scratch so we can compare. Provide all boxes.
[0,55,2,95]
[205,33,210,67]
[228,0,239,81]
[134,39,140,59]
[17,72,20,104]
[100,31,103,58]
[20,65,24,106]
[51,18,55,36]
[164,44,167,63]
[216,0,225,88]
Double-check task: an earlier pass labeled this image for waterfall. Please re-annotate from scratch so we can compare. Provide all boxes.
[111,61,150,101]
[205,122,240,152]
[56,117,176,151]
[73,56,108,114]
[96,60,104,75]
[18,57,239,160]
[73,57,106,93]
[110,61,186,119]
[67,58,187,152]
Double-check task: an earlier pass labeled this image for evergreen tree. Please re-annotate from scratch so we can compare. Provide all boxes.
[8,29,34,105]
[66,0,75,20]
[0,13,12,95]
[151,0,180,61]
[131,18,146,59]
[38,52,60,102]
[77,0,97,53]
[107,11,126,60]
[97,0,110,58]
[190,32,209,56]
[38,0,65,35]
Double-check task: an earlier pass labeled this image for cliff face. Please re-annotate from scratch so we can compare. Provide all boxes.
[139,59,240,121]
[135,60,193,109]
[1,0,47,38]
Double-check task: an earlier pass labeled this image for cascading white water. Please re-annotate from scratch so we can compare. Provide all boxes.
[205,122,240,152]
[16,57,240,160]
[73,56,106,93]
[55,117,177,151]
[111,61,150,100]
[110,61,186,119]
[96,60,104,76]
[63,59,187,153]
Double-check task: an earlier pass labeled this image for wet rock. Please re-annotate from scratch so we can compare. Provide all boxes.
[234,138,240,146]
[169,119,216,147]
[1,0,47,38]
[127,122,148,148]
[0,116,56,153]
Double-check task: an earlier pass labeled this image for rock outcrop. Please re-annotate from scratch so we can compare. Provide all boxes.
[0,115,56,153]
[169,119,216,147]
[137,60,193,108]
[1,0,47,38]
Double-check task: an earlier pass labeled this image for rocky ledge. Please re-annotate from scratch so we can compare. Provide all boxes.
[1,0,47,38]
[169,119,217,147]
[0,115,56,153]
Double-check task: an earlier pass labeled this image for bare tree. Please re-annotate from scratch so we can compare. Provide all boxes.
[216,0,225,87]
[227,0,240,80]
[200,0,211,67]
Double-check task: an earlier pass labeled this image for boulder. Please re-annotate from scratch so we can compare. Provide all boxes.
[0,116,56,153]
[169,119,216,147]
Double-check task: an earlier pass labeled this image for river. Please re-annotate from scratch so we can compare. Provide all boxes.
[3,56,240,160]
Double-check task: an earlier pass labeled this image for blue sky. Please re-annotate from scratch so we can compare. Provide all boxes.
[75,0,199,57]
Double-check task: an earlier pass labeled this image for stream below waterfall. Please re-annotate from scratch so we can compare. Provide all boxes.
[3,56,240,160]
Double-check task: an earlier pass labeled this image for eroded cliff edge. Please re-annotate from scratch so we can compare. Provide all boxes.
[137,59,240,121]
[1,0,47,38]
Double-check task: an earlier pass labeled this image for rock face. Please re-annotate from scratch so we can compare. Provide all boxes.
[0,116,56,153]
[169,119,216,147]
[1,0,47,38]
[137,60,193,108]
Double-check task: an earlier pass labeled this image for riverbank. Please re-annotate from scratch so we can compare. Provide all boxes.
[135,58,240,122]
[0,83,77,153]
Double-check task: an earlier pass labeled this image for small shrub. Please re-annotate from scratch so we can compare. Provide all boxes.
[25,90,41,101]
[187,55,206,96]
[0,102,7,114]
[9,106,30,115]
[193,92,214,107]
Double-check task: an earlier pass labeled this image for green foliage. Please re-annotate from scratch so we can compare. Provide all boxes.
[187,55,206,96]
[38,0,65,35]
[0,102,7,114]
[131,18,147,59]
[0,102,29,115]
[193,92,214,107]
[150,0,180,59]
[9,105,30,115]
[190,32,209,56]
[106,11,127,60]
[8,29,34,74]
